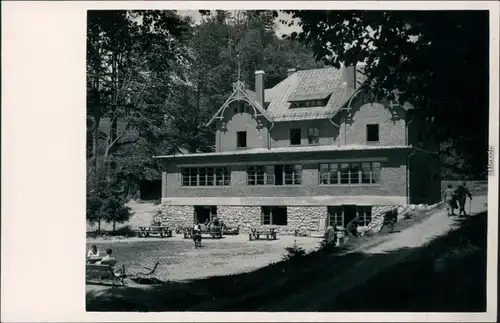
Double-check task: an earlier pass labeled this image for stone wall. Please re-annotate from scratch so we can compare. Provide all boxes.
[285,207,327,235]
[155,202,442,236]
[155,205,193,228]
[194,205,328,235]
[218,206,261,233]
[366,202,442,232]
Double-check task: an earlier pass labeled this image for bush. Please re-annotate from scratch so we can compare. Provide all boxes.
[282,241,307,263]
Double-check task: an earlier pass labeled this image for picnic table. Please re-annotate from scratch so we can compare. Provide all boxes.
[136,226,173,238]
[182,225,223,239]
[248,227,278,241]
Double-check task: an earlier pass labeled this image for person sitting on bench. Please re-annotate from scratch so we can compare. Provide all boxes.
[98,248,124,277]
[87,245,100,258]
[98,248,116,265]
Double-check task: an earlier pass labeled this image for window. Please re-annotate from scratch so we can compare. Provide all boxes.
[261,206,288,225]
[366,124,379,142]
[357,206,372,226]
[247,164,301,186]
[328,206,344,228]
[361,162,381,184]
[319,163,339,184]
[233,106,238,114]
[290,128,302,145]
[265,165,275,185]
[182,167,231,186]
[320,162,380,185]
[237,131,247,148]
[247,166,266,185]
[284,164,302,185]
[292,99,328,108]
[307,128,320,144]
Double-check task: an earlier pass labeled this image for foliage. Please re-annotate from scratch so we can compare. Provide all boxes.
[280,10,489,177]
[282,241,307,263]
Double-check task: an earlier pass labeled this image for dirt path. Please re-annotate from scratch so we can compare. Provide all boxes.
[261,196,488,311]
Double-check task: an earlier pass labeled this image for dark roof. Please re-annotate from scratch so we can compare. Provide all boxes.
[264,66,367,122]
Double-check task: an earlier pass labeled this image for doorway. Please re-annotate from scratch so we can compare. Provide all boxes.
[343,205,357,226]
[194,206,217,224]
[327,205,364,229]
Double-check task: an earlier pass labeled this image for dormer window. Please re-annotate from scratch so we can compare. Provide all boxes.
[289,94,331,109]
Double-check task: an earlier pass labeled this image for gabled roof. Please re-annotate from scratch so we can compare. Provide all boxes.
[264,66,367,122]
[206,80,272,127]
[205,65,369,125]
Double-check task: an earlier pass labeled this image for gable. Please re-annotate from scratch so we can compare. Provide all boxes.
[206,80,272,127]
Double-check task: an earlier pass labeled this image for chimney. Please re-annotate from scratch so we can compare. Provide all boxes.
[287,68,296,77]
[255,70,265,109]
[344,64,357,89]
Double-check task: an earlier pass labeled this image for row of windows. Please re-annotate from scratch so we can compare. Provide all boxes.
[181,162,381,187]
[236,124,380,148]
[261,205,373,227]
[319,162,381,185]
[181,167,231,187]
[247,164,302,186]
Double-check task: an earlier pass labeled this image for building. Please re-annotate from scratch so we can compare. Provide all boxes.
[154,65,441,234]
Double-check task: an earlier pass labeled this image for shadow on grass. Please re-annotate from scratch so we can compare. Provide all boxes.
[86,212,487,312]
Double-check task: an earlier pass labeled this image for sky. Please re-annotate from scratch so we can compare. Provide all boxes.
[177,10,302,37]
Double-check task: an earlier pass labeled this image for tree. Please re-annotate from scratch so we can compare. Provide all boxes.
[86,10,192,225]
[280,10,489,177]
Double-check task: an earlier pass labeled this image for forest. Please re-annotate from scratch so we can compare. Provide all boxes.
[86,10,490,230]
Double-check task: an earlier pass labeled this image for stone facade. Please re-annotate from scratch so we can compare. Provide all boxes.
[154,202,442,236]
[155,205,193,228]
[218,206,261,233]
[213,205,327,235]
[285,206,327,235]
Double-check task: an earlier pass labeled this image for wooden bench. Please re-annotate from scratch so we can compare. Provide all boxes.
[85,264,125,286]
[136,226,173,238]
[248,228,277,241]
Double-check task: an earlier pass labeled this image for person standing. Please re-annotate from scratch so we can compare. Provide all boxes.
[443,184,456,216]
[323,224,337,246]
[454,181,473,217]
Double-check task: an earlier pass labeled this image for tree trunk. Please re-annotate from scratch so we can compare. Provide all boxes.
[97,218,101,234]
[113,220,116,233]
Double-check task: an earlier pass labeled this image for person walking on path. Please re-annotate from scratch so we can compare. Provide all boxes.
[443,184,457,216]
[346,216,360,238]
[454,181,473,217]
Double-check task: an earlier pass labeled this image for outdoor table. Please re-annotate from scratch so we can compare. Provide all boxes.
[137,226,172,238]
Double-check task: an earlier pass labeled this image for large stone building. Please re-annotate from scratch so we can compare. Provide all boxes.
[154,65,441,234]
